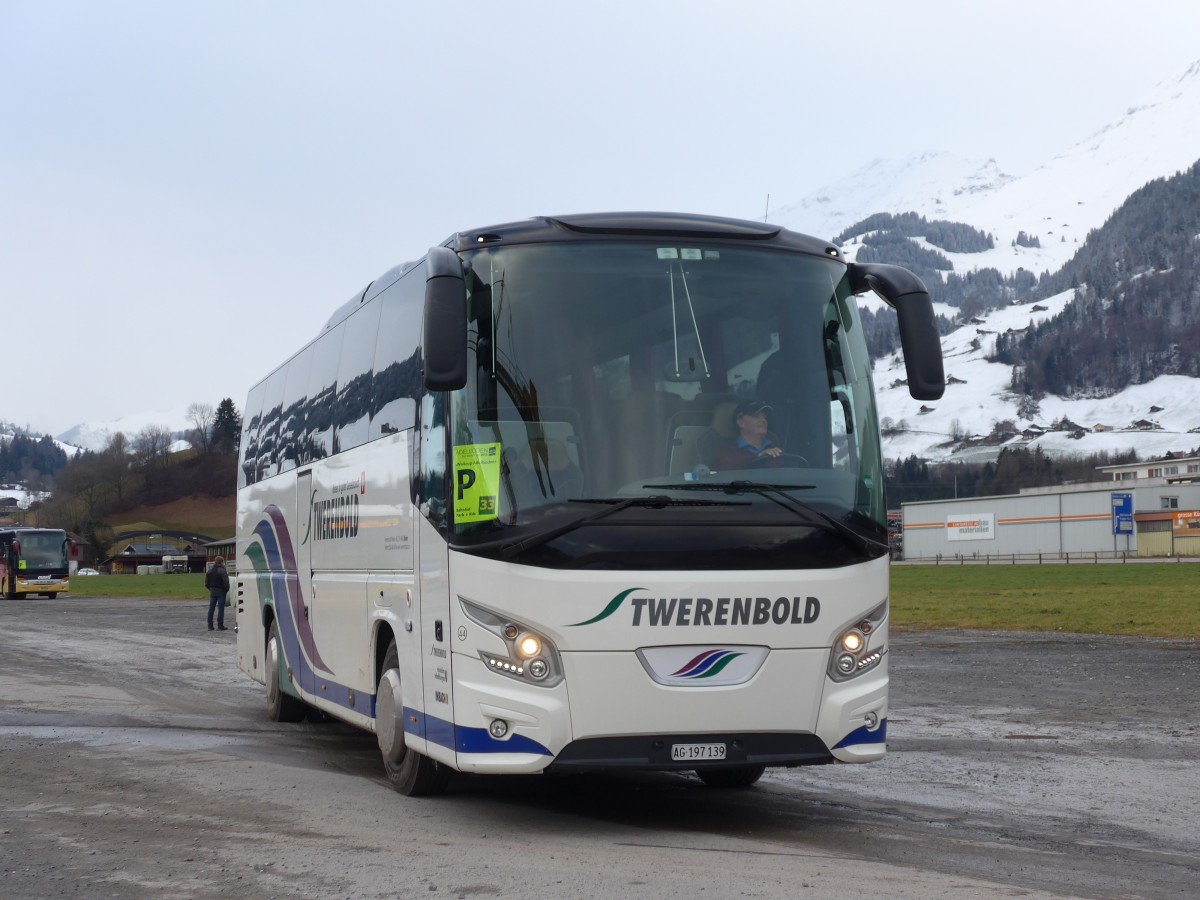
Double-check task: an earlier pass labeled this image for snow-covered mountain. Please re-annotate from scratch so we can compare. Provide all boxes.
[779,60,1200,278]
[776,58,1200,464]
[867,290,1200,463]
[56,407,194,454]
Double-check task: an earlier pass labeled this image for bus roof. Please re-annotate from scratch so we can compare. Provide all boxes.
[445,212,842,258]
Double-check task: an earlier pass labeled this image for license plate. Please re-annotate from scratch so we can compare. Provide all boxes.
[671,742,727,761]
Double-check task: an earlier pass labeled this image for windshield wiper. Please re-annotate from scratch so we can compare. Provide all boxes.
[496,495,745,559]
[655,480,888,556]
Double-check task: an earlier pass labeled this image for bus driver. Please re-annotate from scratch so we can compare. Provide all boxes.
[716,399,785,469]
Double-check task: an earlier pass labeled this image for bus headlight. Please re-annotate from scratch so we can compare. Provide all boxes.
[459,598,563,688]
[828,600,887,682]
[840,630,865,653]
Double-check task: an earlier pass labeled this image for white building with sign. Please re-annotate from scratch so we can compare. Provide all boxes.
[901,481,1200,560]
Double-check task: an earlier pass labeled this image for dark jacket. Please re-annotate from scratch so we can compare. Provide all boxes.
[205,563,230,594]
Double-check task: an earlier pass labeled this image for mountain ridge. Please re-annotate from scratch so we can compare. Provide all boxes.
[772,58,1200,465]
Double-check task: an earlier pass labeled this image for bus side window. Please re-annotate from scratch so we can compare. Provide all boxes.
[278,344,312,473]
[334,299,382,452]
[256,367,287,480]
[305,321,344,461]
[239,381,267,488]
[370,265,424,438]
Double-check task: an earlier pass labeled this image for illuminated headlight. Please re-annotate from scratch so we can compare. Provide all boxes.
[828,601,887,682]
[459,598,563,688]
[840,630,865,653]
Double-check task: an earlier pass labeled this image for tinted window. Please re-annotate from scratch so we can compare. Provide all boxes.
[278,344,312,473]
[370,265,424,438]
[256,366,288,480]
[305,322,344,460]
[334,301,382,452]
[238,381,267,488]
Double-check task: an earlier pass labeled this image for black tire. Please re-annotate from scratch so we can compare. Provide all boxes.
[695,764,766,788]
[377,641,451,796]
[266,619,307,723]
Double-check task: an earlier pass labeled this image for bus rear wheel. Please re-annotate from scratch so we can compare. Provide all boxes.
[377,641,450,796]
[695,764,766,788]
[266,620,307,723]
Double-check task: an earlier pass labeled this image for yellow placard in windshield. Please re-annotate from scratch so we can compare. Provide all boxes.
[453,442,501,523]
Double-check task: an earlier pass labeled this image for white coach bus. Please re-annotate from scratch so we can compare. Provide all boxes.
[235,212,944,795]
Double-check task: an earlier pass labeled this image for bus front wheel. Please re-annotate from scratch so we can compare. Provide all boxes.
[377,641,450,796]
[266,620,307,723]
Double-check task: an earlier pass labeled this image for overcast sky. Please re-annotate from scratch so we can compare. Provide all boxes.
[3,0,1199,436]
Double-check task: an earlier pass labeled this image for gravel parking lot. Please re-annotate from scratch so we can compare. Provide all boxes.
[1,596,1197,899]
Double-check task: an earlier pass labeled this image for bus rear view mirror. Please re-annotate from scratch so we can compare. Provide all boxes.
[848,262,945,401]
[423,246,468,391]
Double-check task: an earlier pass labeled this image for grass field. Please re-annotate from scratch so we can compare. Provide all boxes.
[65,564,1198,638]
[69,573,209,600]
[890,563,1199,638]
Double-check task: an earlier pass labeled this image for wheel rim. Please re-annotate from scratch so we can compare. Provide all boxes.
[266,631,281,702]
[377,669,406,763]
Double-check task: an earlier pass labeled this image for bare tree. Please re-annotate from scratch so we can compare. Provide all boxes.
[134,425,172,470]
[187,402,215,453]
[102,433,131,503]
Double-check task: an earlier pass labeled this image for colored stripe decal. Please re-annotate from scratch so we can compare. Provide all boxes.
[403,707,552,756]
[834,719,887,748]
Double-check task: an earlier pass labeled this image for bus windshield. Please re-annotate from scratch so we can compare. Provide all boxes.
[444,240,886,564]
[18,531,69,571]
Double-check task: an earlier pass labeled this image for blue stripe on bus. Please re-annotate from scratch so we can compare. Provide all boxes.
[403,706,552,756]
[834,719,887,748]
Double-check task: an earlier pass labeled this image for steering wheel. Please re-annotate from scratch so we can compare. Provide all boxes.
[746,452,809,468]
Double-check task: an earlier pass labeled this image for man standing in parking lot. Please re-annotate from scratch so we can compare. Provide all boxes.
[205,556,230,631]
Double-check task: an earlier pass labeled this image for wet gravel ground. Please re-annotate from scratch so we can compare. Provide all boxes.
[0,596,1197,898]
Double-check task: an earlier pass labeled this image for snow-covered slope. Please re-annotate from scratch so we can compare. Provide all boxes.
[873,290,1200,463]
[56,407,193,453]
[772,154,1015,245]
[775,58,1200,464]
[779,60,1200,279]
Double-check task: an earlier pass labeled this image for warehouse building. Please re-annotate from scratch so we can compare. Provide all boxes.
[901,480,1200,561]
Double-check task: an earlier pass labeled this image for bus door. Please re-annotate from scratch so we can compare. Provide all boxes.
[417,521,454,762]
[416,394,456,764]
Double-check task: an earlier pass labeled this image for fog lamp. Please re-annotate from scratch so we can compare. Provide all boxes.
[489,719,508,739]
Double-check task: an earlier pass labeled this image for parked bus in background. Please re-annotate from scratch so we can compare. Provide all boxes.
[236,212,944,795]
[0,528,73,599]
